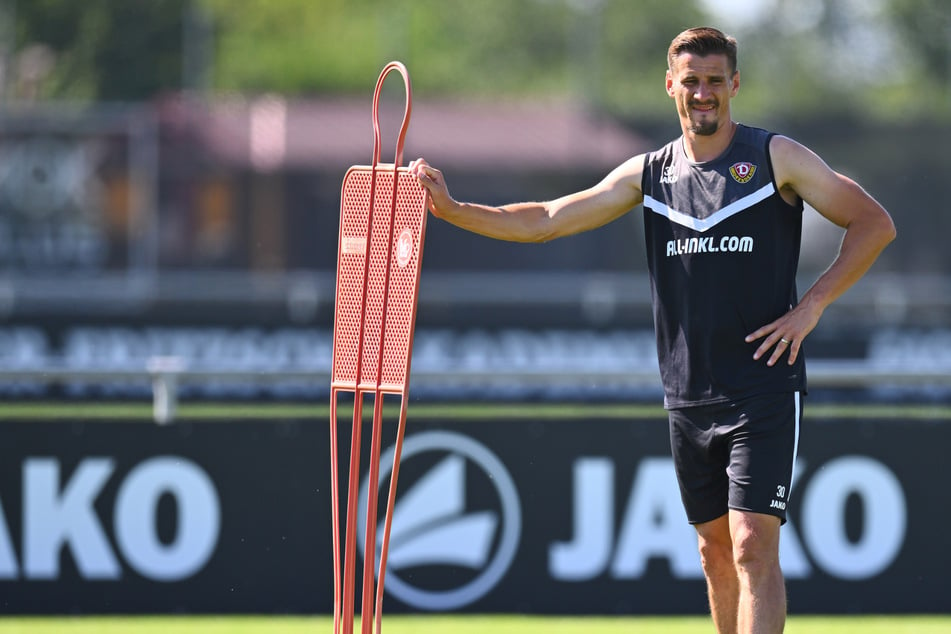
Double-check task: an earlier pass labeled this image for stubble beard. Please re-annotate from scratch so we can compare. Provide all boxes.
[689,119,720,136]
[686,100,720,136]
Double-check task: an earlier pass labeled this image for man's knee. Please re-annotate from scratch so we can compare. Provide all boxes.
[699,538,734,578]
[696,517,734,575]
[730,512,781,571]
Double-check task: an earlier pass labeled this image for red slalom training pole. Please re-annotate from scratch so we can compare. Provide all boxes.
[330,61,429,634]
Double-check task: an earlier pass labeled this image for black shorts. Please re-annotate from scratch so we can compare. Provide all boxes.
[669,391,802,525]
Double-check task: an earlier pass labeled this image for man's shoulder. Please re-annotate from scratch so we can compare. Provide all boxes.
[735,123,779,145]
[646,136,682,161]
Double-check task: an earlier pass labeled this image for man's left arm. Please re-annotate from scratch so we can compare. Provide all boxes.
[746,135,897,367]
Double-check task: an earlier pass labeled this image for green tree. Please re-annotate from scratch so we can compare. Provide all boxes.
[199,0,702,117]
[13,0,189,101]
[8,0,950,120]
[885,0,951,107]
[703,0,951,121]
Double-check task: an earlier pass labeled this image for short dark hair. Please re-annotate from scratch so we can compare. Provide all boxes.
[668,27,738,75]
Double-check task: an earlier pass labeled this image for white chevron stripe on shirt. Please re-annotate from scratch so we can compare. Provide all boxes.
[643,183,775,232]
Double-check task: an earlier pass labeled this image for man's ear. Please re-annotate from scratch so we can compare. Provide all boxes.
[666,69,675,97]
[731,70,740,97]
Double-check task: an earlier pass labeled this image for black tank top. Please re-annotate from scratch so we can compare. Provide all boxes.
[641,124,807,408]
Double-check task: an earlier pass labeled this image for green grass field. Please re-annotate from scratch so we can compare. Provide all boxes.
[3,400,951,421]
[0,615,950,633]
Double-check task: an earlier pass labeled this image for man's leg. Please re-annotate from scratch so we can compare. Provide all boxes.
[695,514,738,634]
[730,509,785,634]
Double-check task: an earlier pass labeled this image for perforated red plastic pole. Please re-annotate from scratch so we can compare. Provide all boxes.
[330,61,428,634]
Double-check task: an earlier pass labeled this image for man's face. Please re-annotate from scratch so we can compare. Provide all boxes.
[666,52,739,137]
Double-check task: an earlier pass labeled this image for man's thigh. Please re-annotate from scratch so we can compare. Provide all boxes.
[669,392,802,525]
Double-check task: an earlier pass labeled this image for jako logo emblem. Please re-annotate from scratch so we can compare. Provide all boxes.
[396,229,414,267]
[729,161,756,183]
[659,165,678,184]
[357,430,522,611]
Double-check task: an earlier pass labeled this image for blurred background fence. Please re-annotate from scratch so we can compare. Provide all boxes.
[0,0,949,405]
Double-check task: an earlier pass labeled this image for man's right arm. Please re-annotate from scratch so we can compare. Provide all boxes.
[410,156,646,243]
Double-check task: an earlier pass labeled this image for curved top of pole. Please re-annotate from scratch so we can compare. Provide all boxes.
[371,61,412,168]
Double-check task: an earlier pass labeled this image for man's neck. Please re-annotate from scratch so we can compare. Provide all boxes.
[682,120,738,163]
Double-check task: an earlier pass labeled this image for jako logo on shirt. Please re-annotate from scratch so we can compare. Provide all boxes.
[729,162,756,183]
[659,165,678,184]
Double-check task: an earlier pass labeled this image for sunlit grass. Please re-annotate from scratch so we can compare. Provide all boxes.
[0,615,949,634]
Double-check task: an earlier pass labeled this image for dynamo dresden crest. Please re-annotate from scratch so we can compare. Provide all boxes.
[729,161,757,184]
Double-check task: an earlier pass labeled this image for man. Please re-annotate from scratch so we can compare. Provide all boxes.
[411,26,895,634]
